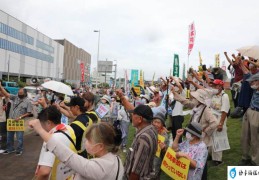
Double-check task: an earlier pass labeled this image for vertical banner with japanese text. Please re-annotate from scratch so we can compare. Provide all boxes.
[124,69,130,95]
[161,148,190,180]
[131,69,139,87]
[139,70,144,88]
[215,54,220,67]
[173,54,180,77]
[188,22,196,56]
[80,62,85,82]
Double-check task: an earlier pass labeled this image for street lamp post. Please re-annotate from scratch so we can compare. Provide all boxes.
[94,30,100,89]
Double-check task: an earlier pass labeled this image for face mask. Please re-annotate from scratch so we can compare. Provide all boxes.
[186,132,194,141]
[251,85,259,90]
[249,63,255,69]
[85,140,101,156]
[18,95,24,99]
[211,88,219,95]
[191,98,200,106]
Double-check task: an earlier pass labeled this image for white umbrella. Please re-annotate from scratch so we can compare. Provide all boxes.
[41,80,74,96]
[237,45,259,59]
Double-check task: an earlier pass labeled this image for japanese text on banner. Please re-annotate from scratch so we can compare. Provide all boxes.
[156,134,166,157]
[161,148,190,180]
[95,104,109,118]
[7,119,25,131]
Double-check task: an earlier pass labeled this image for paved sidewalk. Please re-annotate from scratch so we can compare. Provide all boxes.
[0,132,42,180]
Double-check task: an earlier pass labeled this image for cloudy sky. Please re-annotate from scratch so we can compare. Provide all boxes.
[1,0,259,80]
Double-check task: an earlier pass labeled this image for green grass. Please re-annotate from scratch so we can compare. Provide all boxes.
[120,90,242,180]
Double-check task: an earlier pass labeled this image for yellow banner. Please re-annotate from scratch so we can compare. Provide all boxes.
[7,119,25,131]
[156,134,165,157]
[132,87,141,96]
[215,54,220,67]
[186,89,190,99]
[139,70,144,88]
[161,148,190,180]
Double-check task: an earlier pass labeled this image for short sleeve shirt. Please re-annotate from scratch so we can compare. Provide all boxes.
[37,125,75,180]
[9,95,32,119]
[179,140,208,180]
[124,125,158,179]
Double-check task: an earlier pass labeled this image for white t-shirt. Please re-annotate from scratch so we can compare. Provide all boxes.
[210,91,230,121]
[37,125,75,180]
[172,90,186,116]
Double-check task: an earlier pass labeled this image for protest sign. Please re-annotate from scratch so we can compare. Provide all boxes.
[161,148,190,180]
[173,54,179,77]
[95,104,109,118]
[7,119,25,131]
[131,69,139,87]
[132,87,141,96]
[156,134,166,157]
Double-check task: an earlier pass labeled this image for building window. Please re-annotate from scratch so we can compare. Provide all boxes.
[0,22,34,45]
[36,40,54,53]
[0,38,53,63]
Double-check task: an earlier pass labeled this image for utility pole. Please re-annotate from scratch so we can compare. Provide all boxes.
[7,55,10,81]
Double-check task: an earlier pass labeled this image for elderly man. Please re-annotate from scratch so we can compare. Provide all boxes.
[3,87,32,155]
[116,89,157,180]
[239,73,259,166]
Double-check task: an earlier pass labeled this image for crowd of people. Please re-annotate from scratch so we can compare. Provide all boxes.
[0,51,258,179]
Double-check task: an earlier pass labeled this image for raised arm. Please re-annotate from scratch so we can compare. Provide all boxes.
[0,82,10,98]
[224,52,233,65]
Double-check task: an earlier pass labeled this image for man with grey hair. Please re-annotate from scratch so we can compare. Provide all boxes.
[116,89,157,180]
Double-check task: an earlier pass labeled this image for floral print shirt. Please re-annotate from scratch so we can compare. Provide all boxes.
[179,140,208,180]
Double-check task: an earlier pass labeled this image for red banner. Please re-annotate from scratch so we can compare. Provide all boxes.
[188,22,196,56]
[80,62,85,82]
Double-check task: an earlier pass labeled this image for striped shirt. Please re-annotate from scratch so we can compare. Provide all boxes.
[124,125,158,179]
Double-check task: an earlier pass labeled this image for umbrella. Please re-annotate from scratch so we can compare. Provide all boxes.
[237,45,259,59]
[41,80,74,96]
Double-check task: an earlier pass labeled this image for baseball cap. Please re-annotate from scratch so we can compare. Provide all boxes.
[65,96,85,107]
[212,79,224,86]
[128,104,153,121]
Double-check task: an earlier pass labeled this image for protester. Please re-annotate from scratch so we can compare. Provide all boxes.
[3,88,32,155]
[116,88,157,179]
[117,97,130,153]
[110,96,119,123]
[151,111,169,180]
[96,95,111,122]
[209,79,230,166]
[29,120,124,180]
[65,96,93,158]
[35,106,77,180]
[171,122,208,180]
[239,73,259,166]
[169,76,185,143]
[0,83,11,153]
[172,88,217,146]
[224,52,243,108]
[123,104,157,180]
[82,92,100,123]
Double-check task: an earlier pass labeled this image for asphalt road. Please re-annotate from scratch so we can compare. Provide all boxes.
[0,132,42,180]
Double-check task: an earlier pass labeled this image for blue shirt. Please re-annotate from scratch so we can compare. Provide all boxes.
[250,90,259,109]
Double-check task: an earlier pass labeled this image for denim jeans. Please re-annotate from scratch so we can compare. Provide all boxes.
[7,131,24,152]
